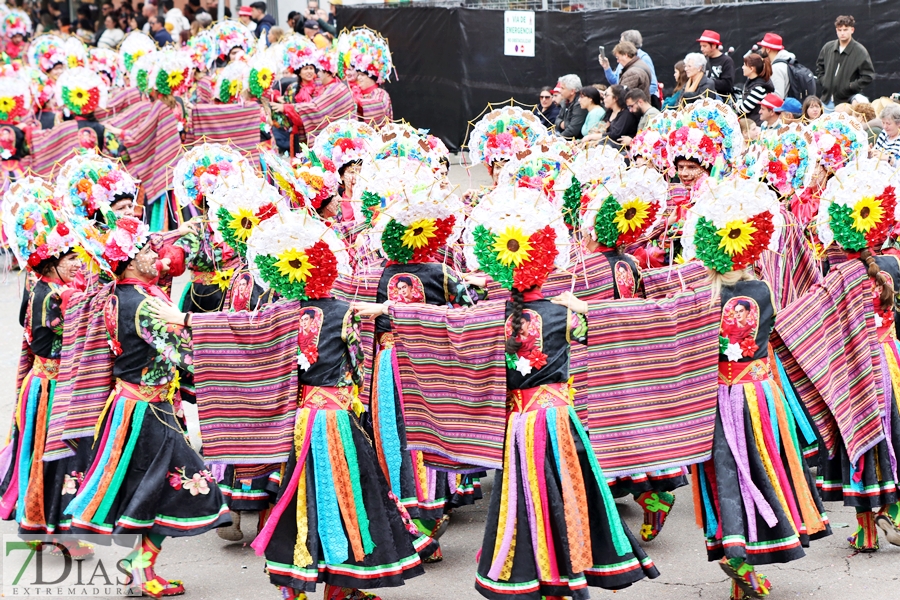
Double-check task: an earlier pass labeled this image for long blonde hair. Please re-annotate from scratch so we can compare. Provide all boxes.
[707,267,754,305]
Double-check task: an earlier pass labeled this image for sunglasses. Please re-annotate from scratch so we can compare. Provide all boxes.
[540,95,552,99]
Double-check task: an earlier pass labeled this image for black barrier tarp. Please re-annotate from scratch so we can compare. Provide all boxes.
[338,1,900,152]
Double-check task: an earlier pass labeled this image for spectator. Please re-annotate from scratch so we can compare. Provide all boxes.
[663,61,688,109]
[308,0,335,29]
[198,0,230,19]
[267,25,284,45]
[599,29,658,102]
[300,19,329,49]
[76,17,95,43]
[130,14,147,33]
[624,88,659,134]
[58,15,73,35]
[759,93,784,129]
[551,84,562,106]
[554,74,587,139]
[682,53,717,103]
[584,84,637,146]
[738,53,774,125]
[579,86,606,138]
[815,15,875,108]
[238,5,253,29]
[802,95,824,120]
[98,13,124,48]
[874,104,900,163]
[148,15,173,45]
[94,1,114,43]
[195,11,211,29]
[163,0,189,38]
[755,33,795,100]
[286,10,300,31]
[250,2,274,39]
[613,41,651,96]
[739,117,761,142]
[533,86,560,128]
[697,30,734,97]
[780,97,803,121]
[141,0,156,34]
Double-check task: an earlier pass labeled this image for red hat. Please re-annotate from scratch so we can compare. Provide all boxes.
[238,5,253,16]
[760,93,784,110]
[552,85,561,94]
[696,30,721,45]
[758,33,784,51]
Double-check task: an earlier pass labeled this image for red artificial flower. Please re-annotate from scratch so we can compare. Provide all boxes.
[206,164,220,176]
[117,216,139,234]
[108,338,123,356]
[303,240,338,299]
[337,138,360,152]
[35,245,49,260]
[167,472,183,490]
[27,253,42,268]
[512,225,559,291]
[617,201,660,246]
[410,215,456,263]
[739,337,758,357]
[864,187,897,247]
[321,158,336,173]
[56,222,69,236]
[730,211,775,270]
[526,348,547,370]
[302,346,319,365]
[255,203,278,221]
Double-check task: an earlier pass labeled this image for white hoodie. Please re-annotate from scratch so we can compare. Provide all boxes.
[770,49,795,99]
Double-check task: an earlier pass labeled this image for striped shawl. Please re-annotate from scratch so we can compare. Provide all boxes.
[285,80,357,142]
[755,207,823,310]
[357,87,392,128]
[187,103,261,164]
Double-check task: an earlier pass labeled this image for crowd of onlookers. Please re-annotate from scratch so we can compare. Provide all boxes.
[12,0,338,52]
[533,14,900,162]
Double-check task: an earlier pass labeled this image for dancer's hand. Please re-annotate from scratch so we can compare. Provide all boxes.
[146,298,188,326]
[463,273,487,288]
[550,292,588,314]
[351,300,390,318]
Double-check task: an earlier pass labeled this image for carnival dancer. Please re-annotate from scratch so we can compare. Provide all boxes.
[811,157,900,552]
[271,34,320,155]
[26,35,66,129]
[272,45,356,147]
[310,119,376,227]
[210,19,255,70]
[64,213,232,598]
[181,208,430,600]
[2,10,31,62]
[337,27,393,127]
[0,75,33,182]
[681,176,830,599]
[0,181,93,555]
[55,67,126,153]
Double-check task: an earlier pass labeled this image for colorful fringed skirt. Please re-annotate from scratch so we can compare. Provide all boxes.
[817,340,900,507]
[475,383,658,600]
[218,465,281,512]
[65,380,231,536]
[0,356,93,534]
[694,361,831,566]
[608,469,689,498]
[370,335,450,520]
[447,472,485,510]
[254,386,429,592]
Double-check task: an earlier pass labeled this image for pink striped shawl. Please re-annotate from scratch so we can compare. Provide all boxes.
[755,207,823,310]
[357,87,392,128]
[582,287,720,477]
[773,260,885,463]
[187,103,261,163]
[29,121,80,176]
[641,260,709,298]
[390,300,509,470]
[288,80,357,142]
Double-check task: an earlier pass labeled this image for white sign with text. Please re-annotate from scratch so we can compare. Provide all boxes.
[504,11,535,57]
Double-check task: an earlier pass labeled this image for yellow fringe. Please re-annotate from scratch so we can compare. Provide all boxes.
[292,409,313,568]
[492,415,518,581]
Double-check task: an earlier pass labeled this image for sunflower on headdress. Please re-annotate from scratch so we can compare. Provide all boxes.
[274,248,313,284]
[227,207,260,242]
[492,226,532,267]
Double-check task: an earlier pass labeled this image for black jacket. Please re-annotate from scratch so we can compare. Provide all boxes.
[705,53,735,97]
[739,77,775,125]
[815,38,875,105]
[255,14,276,38]
[555,98,587,139]
[682,75,719,104]
[533,103,560,129]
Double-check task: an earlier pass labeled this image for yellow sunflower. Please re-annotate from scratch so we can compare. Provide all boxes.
[273,172,300,206]
[211,268,234,291]
[614,197,650,233]
[228,79,242,97]
[167,69,185,89]
[68,55,79,68]
[493,226,532,267]
[227,207,259,241]
[401,218,437,249]
[849,196,883,232]
[0,96,16,114]
[716,219,758,256]
[274,248,313,284]
[257,68,273,89]
[67,86,90,108]
[71,246,99,274]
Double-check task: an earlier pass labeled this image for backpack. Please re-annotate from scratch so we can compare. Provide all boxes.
[773,57,817,101]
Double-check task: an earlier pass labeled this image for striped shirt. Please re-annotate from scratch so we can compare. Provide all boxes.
[874,130,900,162]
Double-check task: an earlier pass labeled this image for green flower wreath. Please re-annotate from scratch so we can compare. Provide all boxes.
[380,219,414,263]
[360,191,381,227]
[215,206,248,258]
[472,224,513,289]
[592,195,621,248]
[248,68,265,99]
[562,177,582,230]
[254,254,309,300]
[217,78,233,103]
[827,202,868,251]
[693,217,734,274]
[154,70,173,96]
[136,70,150,95]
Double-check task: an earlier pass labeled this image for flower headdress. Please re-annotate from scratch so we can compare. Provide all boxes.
[130,50,160,94]
[807,112,868,174]
[368,182,464,264]
[816,157,898,251]
[0,75,31,125]
[289,146,340,210]
[628,109,676,173]
[467,106,547,168]
[101,213,150,273]
[561,144,626,229]
[498,136,575,207]
[20,65,50,111]
[86,48,123,87]
[246,208,350,300]
[581,165,668,249]
[207,177,287,257]
[311,118,375,170]
[463,185,570,291]
[120,31,157,73]
[211,20,255,60]
[172,143,251,207]
[213,59,248,103]
[262,150,307,209]
[2,10,32,39]
[56,67,108,116]
[666,98,743,174]
[1,178,78,271]
[426,134,449,170]
[682,176,783,273]
[735,141,769,182]
[759,123,818,197]
[27,35,66,74]
[281,33,318,72]
[148,49,192,97]
[372,122,433,164]
[245,51,277,99]
[55,152,138,219]
[64,36,87,68]
[337,27,393,84]
[353,156,439,225]
[316,45,339,75]
[186,29,216,71]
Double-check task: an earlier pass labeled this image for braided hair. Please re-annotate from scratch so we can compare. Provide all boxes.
[505,286,528,355]
[859,248,894,312]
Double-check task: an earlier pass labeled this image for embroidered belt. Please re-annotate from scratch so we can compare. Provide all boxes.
[114,379,169,403]
[507,383,573,414]
[300,385,354,411]
[377,332,395,349]
[32,356,60,380]
[718,359,771,386]
[191,270,217,285]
